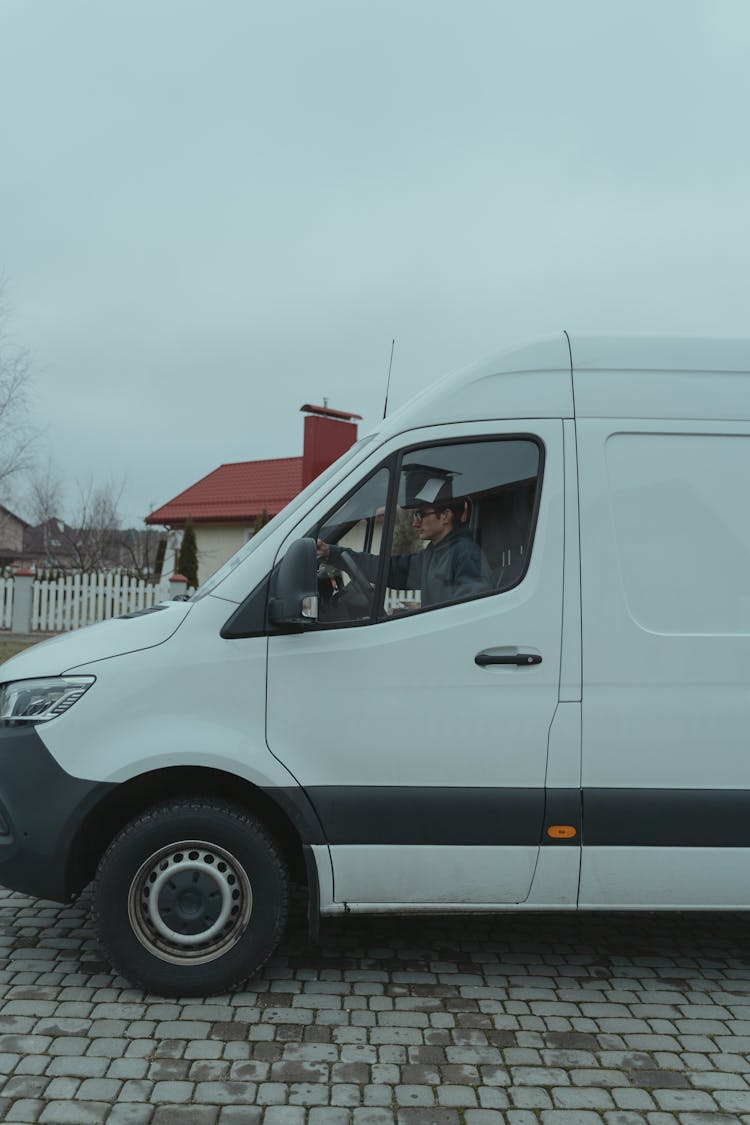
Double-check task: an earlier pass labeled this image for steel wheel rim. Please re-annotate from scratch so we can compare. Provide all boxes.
[127,839,253,965]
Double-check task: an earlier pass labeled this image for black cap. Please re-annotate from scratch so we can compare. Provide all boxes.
[402,463,459,508]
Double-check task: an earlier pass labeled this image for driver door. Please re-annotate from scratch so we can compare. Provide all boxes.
[266,424,565,907]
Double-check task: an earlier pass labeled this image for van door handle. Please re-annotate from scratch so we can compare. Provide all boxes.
[475,648,542,667]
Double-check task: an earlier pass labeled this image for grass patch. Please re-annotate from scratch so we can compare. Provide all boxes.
[0,638,38,664]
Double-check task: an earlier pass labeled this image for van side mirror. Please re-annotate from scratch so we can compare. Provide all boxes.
[268,537,319,628]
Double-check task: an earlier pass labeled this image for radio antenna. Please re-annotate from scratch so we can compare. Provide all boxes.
[383,338,395,419]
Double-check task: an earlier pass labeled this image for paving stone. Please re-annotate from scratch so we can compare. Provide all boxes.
[395,1085,434,1106]
[689,1070,748,1089]
[332,1082,362,1105]
[105,1107,155,1125]
[39,1103,112,1124]
[1,1077,49,1099]
[2,1099,46,1123]
[149,1060,191,1082]
[118,1080,156,1102]
[78,1077,123,1099]
[215,1110,261,1124]
[437,1084,478,1106]
[194,1079,257,1104]
[715,1090,750,1113]
[43,1078,80,1100]
[653,1088,718,1111]
[2,894,750,1123]
[153,1110,219,1125]
[353,1111,397,1125]
[364,1082,393,1105]
[256,1081,286,1104]
[511,1066,570,1086]
[478,1087,510,1108]
[627,1069,690,1089]
[261,1109,307,1124]
[613,1087,655,1109]
[552,1085,615,1109]
[310,1109,351,1124]
[46,1055,108,1078]
[150,1081,195,1103]
[510,1085,554,1109]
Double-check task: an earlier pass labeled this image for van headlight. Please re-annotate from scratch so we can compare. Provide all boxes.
[0,677,95,724]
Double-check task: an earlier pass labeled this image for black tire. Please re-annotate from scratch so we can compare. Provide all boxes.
[92,799,288,997]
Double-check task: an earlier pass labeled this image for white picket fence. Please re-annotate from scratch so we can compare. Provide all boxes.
[33,573,177,632]
[0,572,187,634]
[0,576,12,630]
[383,588,421,614]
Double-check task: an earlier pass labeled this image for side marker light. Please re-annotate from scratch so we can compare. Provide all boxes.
[547,825,577,839]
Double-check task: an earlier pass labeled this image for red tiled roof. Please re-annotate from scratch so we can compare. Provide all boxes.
[146,457,304,526]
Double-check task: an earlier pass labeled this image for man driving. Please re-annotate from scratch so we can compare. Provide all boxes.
[317,468,491,610]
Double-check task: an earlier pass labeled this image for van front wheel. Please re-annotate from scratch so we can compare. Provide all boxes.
[93,800,288,996]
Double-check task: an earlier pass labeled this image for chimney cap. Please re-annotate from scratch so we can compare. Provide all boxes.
[300,403,362,422]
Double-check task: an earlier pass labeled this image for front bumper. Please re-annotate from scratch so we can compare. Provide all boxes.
[0,724,115,902]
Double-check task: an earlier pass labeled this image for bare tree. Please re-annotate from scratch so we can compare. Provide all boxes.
[0,281,35,502]
[25,465,162,578]
[26,459,65,526]
[117,525,165,580]
[67,479,125,573]
[23,459,69,570]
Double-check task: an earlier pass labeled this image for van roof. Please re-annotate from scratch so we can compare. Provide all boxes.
[381,332,750,431]
[568,333,750,373]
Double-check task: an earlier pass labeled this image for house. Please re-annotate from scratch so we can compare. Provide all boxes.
[21,517,80,570]
[12,518,163,576]
[145,403,362,585]
[0,504,29,568]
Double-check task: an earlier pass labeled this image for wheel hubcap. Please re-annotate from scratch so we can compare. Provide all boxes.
[128,841,253,965]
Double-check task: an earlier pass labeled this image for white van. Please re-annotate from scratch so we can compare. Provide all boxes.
[1,332,749,996]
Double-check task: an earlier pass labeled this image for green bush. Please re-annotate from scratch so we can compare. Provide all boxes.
[153,536,167,579]
[177,518,199,588]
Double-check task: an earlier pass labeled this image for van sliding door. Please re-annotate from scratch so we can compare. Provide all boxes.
[578,421,750,907]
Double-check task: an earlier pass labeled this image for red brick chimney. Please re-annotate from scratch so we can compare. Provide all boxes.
[300,403,362,487]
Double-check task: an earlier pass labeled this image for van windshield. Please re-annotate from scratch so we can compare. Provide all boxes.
[191,433,376,601]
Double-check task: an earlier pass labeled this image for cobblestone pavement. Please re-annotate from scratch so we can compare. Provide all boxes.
[1,889,749,1124]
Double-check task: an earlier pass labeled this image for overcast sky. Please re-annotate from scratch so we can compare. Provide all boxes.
[1,0,749,526]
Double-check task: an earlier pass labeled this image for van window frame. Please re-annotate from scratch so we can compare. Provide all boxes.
[221,431,546,638]
[220,457,398,639]
[302,457,399,632]
[373,433,546,622]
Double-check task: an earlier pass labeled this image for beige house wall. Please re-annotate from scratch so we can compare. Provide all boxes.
[195,524,250,586]
[0,510,25,554]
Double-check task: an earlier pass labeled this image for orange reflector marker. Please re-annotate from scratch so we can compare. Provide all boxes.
[547,825,577,839]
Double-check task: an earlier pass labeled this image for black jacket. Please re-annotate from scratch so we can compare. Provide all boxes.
[333,526,491,609]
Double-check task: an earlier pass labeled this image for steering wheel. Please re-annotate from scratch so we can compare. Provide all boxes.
[335,548,373,602]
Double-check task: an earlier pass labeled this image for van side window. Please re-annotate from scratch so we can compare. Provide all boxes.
[311,439,541,626]
[382,438,541,615]
[314,467,391,624]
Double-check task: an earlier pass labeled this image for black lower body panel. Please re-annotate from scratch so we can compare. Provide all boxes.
[0,725,115,902]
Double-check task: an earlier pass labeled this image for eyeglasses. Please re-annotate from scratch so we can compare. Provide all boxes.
[411,508,439,523]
